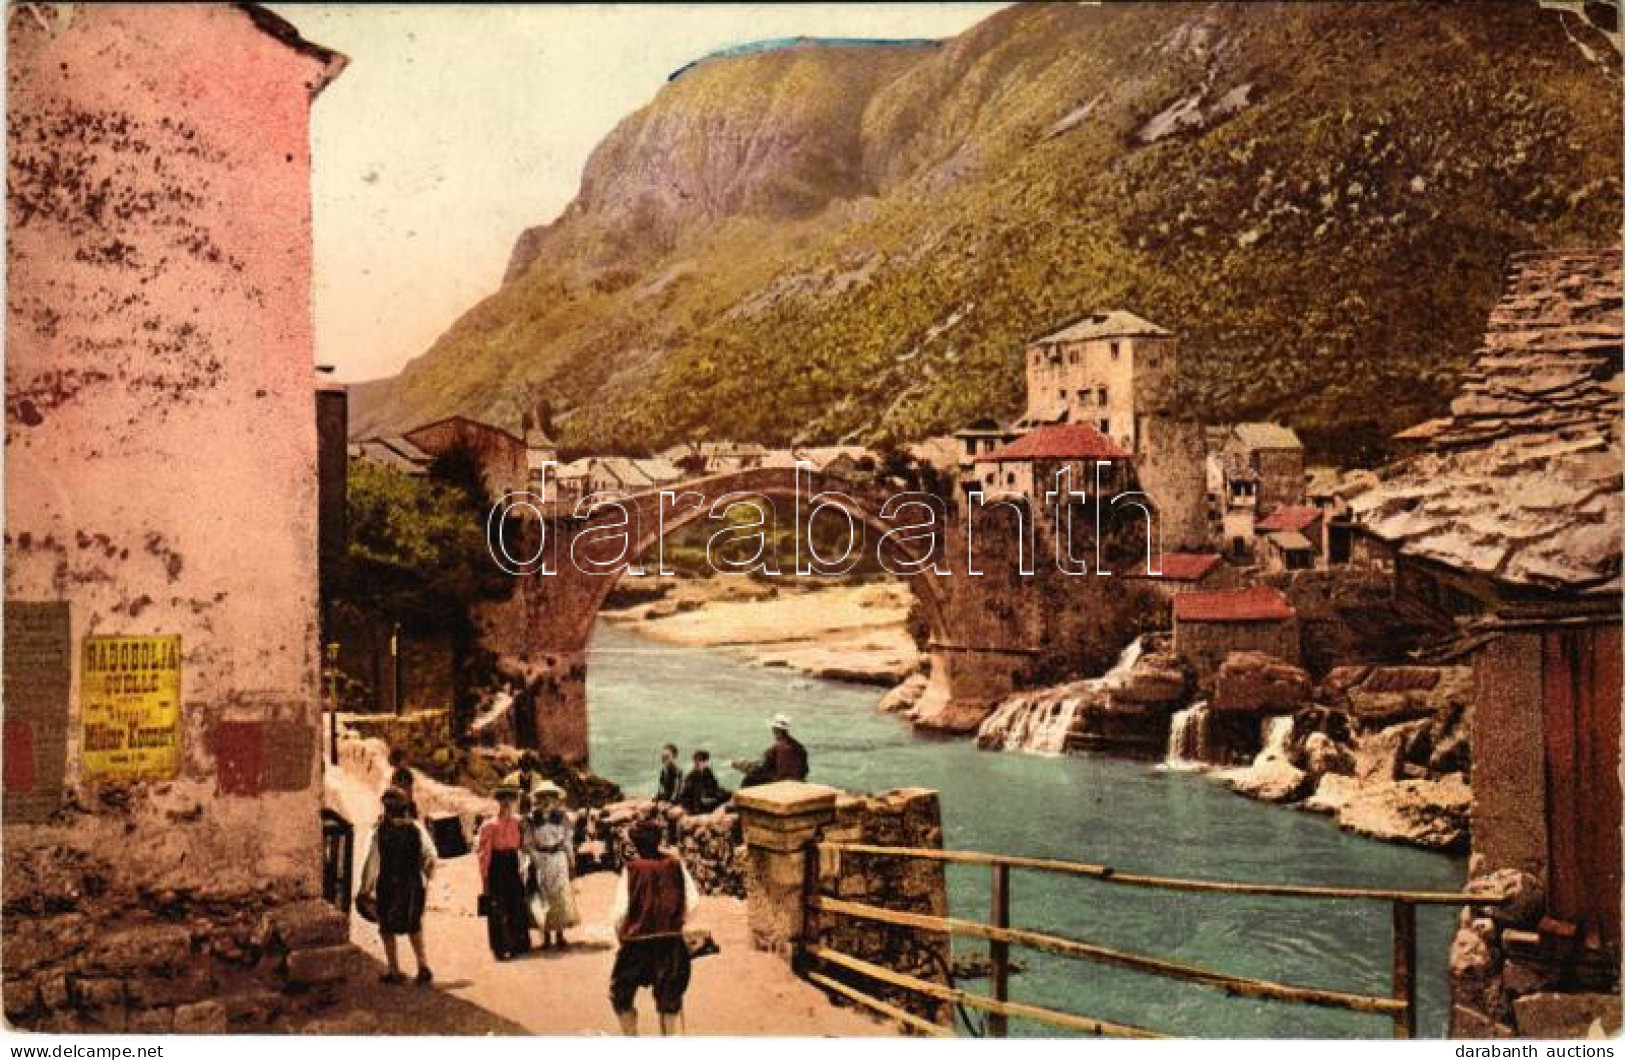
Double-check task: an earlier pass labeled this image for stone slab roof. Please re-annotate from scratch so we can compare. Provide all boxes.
[1230,422,1304,451]
[1349,248,1622,594]
[1031,310,1171,345]
[1266,530,1315,552]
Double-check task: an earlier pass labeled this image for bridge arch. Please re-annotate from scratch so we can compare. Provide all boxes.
[481,465,996,764]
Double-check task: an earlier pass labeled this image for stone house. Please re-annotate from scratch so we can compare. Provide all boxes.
[576,455,683,496]
[350,435,432,477]
[1023,310,1175,449]
[972,422,1133,510]
[3,5,351,1031]
[1171,586,1300,677]
[952,417,1019,491]
[1305,466,1357,565]
[402,414,528,500]
[1215,423,1307,557]
[1255,504,1324,573]
[1349,248,1622,1037]
[660,440,768,476]
[554,457,592,503]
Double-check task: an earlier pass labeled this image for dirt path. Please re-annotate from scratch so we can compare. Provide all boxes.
[326,765,891,1036]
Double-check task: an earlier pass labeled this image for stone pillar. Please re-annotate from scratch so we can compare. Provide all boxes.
[910,648,1027,734]
[733,781,840,958]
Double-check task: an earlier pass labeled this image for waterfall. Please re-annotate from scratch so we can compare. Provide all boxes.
[975,635,1148,756]
[1100,635,1145,684]
[1164,701,1211,770]
[977,692,1085,755]
[1259,715,1295,761]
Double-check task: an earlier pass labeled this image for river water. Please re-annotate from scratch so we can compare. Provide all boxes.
[585,620,1465,1038]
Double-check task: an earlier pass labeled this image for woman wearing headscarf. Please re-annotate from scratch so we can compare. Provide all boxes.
[358,786,436,984]
[477,784,531,960]
[523,780,579,949]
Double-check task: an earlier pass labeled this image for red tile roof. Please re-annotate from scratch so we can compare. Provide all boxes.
[978,423,1130,463]
[1173,585,1296,623]
[1125,552,1222,581]
[1255,505,1321,534]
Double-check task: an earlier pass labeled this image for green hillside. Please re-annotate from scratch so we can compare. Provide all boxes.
[351,1,1621,465]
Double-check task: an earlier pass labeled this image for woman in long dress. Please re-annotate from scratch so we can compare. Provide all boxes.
[524,781,579,949]
[359,785,436,984]
[477,784,531,961]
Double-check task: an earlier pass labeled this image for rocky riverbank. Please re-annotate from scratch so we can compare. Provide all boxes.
[600,575,920,685]
[1213,660,1473,852]
[954,640,1474,853]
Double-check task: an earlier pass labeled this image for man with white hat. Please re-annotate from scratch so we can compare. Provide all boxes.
[734,713,809,787]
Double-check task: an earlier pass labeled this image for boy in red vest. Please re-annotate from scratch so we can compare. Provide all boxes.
[610,819,700,1035]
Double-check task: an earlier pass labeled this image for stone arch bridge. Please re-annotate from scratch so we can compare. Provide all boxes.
[476,465,1132,764]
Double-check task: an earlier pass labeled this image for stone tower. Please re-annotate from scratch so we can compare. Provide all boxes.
[1022,311,1209,550]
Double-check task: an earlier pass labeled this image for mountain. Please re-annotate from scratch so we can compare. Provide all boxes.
[349,1,1622,464]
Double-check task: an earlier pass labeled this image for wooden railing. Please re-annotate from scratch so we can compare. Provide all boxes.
[806,842,1504,1039]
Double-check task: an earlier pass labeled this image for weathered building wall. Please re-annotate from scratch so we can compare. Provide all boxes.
[1263,568,1405,675]
[3,6,349,1031]
[1174,618,1301,679]
[1253,448,1305,515]
[1451,621,1622,1038]
[1135,415,1209,550]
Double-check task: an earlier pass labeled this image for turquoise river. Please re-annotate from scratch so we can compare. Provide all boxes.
[585,620,1466,1038]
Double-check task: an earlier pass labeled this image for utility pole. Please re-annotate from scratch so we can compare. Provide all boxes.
[325,641,340,766]
[391,622,402,715]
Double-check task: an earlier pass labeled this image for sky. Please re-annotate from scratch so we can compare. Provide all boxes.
[270,4,1008,383]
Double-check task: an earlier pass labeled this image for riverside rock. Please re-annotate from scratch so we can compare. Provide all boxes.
[1353,718,1432,784]
[1110,651,1191,705]
[1301,731,1355,781]
[1210,651,1311,713]
[1302,772,1471,851]
[1219,755,1309,803]
[877,673,929,715]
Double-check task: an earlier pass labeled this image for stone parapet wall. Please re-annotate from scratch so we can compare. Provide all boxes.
[3,891,357,1033]
[811,788,952,1025]
[581,800,746,898]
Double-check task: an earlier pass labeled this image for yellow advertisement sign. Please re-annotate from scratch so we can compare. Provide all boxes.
[80,635,181,781]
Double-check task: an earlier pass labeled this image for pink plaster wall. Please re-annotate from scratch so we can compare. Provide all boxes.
[5,5,343,896]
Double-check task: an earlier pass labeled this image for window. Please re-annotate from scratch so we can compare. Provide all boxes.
[1110,341,1120,360]
[1097,386,1108,406]
[1059,389,1068,400]
[1099,419,1110,434]
[1006,472,1016,486]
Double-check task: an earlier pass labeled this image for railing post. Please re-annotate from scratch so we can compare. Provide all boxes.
[1391,899,1416,1039]
[733,782,841,960]
[989,862,1010,1037]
